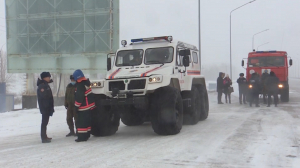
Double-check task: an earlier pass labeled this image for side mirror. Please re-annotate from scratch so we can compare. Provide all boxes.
[241,60,244,67]
[289,59,293,66]
[179,49,191,57]
[183,55,190,67]
[107,57,112,71]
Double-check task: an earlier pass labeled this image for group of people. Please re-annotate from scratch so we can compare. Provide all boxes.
[247,70,280,107]
[37,69,95,143]
[217,72,233,104]
[217,70,280,107]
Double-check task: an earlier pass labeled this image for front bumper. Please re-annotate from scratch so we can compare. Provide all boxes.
[99,96,149,108]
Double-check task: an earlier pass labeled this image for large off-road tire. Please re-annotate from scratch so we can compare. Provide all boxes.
[121,105,145,126]
[91,96,120,136]
[199,85,209,121]
[150,86,183,135]
[281,87,289,102]
[182,86,201,125]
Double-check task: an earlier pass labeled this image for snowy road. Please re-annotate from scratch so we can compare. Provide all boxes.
[1,79,300,168]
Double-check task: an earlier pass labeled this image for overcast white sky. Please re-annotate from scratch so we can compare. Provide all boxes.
[1,0,300,76]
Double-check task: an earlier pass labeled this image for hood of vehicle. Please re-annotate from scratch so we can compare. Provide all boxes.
[106,65,173,79]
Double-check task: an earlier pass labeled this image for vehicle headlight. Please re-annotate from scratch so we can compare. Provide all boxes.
[278,84,283,88]
[90,81,104,88]
[148,75,163,84]
[249,84,253,89]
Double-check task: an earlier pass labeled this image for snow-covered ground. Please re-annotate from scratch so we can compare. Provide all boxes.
[1,79,300,168]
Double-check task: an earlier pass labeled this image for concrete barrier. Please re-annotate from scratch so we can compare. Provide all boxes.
[22,95,37,109]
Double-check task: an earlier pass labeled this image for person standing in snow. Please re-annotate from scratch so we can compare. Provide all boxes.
[249,72,260,107]
[73,69,96,142]
[217,72,225,104]
[261,70,270,104]
[64,75,77,137]
[223,74,232,104]
[237,73,247,104]
[265,71,279,107]
[37,72,54,143]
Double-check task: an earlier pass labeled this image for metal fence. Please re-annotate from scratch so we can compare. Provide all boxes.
[6,0,119,74]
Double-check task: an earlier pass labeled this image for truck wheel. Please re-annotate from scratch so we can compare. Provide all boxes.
[199,85,209,121]
[281,87,289,102]
[121,105,145,126]
[182,86,200,125]
[91,96,120,136]
[150,86,183,135]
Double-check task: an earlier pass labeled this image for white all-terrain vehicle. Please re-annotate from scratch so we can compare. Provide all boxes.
[90,36,209,136]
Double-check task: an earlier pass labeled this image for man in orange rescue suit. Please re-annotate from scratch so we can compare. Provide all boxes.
[72,69,96,142]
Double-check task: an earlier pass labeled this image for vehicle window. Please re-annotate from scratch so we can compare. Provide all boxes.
[192,52,198,64]
[145,47,174,65]
[248,56,285,67]
[116,50,144,67]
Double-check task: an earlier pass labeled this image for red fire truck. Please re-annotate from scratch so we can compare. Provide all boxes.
[242,51,293,102]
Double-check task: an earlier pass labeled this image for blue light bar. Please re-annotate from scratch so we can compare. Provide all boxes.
[131,38,143,43]
[131,36,172,43]
[256,50,277,53]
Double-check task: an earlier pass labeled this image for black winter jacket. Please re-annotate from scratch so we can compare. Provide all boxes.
[261,72,269,86]
[265,74,279,92]
[237,77,247,92]
[74,79,96,112]
[217,72,224,92]
[249,74,260,93]
[37,79,54,116]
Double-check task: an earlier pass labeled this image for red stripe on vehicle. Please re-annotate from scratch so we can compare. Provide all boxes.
[140,66,162,77]
[108,68,121,79]
[187,70,201,75]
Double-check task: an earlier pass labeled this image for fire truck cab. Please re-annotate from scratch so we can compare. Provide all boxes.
[242,50,292,102]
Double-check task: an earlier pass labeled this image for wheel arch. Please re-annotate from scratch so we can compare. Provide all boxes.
[168,78,181,91]
[192,77,207,89]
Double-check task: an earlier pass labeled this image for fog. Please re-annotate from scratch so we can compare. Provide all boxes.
[1,0,300,80]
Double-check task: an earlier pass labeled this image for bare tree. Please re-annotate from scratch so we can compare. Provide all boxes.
[0,51,13,83]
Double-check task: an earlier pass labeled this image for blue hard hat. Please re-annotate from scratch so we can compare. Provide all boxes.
[73,69,84,81]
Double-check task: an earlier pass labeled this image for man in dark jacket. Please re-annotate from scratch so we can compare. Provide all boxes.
[249,72,260,107]
[73,69,96,142]
[265,71,279,107]
[64,75,77,137]
[37,72,54,143]
[261,70,270,104]
[237,73,247,104]
[217,72,225,104]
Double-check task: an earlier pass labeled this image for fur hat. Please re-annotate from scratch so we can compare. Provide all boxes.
[40,72,51,79]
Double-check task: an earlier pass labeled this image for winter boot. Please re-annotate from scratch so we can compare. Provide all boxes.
[42,139,51,143]
[75,139,87,142]
[66,131,76,137]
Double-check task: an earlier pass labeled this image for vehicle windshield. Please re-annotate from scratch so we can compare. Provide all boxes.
[248,56,285,67]
[144,47,174,65]
[116,50,144,67]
